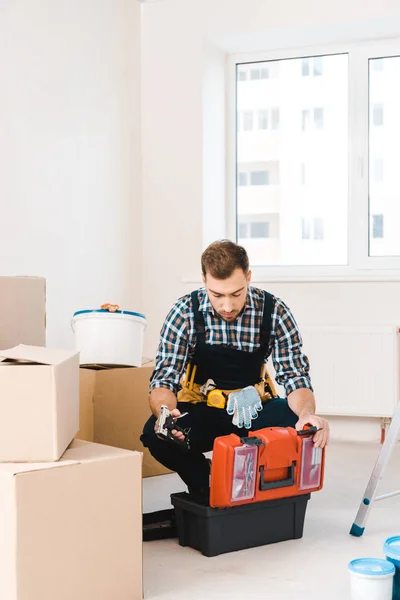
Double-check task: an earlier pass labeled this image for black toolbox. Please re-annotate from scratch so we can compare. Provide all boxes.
[171,491,310,557]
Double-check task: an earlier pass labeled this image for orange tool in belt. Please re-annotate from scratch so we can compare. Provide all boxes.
[210,426,325,508]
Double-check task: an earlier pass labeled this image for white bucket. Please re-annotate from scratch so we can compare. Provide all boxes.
[348,558,395,600]
[71,309,147,367]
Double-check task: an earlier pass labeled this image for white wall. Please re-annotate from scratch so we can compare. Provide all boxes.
[141,0,400,439]
[0,0,142,348]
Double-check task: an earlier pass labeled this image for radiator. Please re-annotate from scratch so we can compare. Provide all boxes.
[269,326,400,418]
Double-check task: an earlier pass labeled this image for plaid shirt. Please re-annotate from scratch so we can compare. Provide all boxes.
[150,286,313,397]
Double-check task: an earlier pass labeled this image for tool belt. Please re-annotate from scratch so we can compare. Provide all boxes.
[177,363,278,408]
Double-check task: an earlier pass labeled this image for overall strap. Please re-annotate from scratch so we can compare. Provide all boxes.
[260,291,274,353]
[190,290,205,343]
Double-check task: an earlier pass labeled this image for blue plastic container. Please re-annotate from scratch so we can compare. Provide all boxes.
[384,536,400,600]
[348,558,395,600]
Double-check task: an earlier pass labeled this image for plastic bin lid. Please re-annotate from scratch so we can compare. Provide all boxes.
[383,536,400,559]
[73,309,146,320]
[348,558,395,576]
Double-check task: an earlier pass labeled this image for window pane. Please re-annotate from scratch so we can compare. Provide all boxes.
[372,158,384,183]
[260,67,269,79]
[271,108,280,130]
[369,56,400,256]
[258,110,268,130]
[238,222,248,238]
[372,58,384,72]
[314,108,324,129]
[250,69,260,80]
[251,222,270,238]
[238,172,248,186]
[372,103,384,127]
[302,109,311,131]
[243,111,253,131]
[236,54,348,266]
[313,217,324,240]
[313,56,323,76]
[250,170,269,186]
[372,214,384,238]
[301,219,311,239]
[302,58,310,77]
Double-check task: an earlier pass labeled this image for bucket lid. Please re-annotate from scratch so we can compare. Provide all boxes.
[73,309,146,320]
[384,536,400,559]
[348,558,395,577]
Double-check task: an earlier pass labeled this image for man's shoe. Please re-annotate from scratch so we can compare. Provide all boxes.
[143,508,177,541]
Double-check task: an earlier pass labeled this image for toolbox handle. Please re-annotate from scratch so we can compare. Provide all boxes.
[297,426,322,436]
[259,462,296,491]
[239,436,264,446]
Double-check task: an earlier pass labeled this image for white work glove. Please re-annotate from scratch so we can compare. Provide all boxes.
[226,386,263,429]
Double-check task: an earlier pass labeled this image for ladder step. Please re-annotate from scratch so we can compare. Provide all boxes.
[375,490,400,502]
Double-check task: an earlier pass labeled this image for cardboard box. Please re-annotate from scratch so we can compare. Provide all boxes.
[79,365,171,477]
[0,276,46,350]
[0,344,79,462]
[77,367,95,441]
[0,439,143,600]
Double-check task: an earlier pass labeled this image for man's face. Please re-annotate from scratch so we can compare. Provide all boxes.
[203,268,251,322]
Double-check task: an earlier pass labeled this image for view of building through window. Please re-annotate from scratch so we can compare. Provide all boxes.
[236,54,349,266]
[369,56,400,257]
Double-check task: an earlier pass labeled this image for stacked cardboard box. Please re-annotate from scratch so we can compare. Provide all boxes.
[78,364,171,477]
[0,277,143,600]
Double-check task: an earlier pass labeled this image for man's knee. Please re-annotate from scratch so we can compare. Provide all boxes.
[253,397,298,429]
[140,414,157,448]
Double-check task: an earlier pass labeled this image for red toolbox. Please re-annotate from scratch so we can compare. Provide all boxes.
[210,426,325,508]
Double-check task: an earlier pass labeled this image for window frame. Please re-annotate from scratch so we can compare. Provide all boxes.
[226,38,400,281]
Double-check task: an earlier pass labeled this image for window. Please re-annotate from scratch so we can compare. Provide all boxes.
[313,218,324,240]
[372,103,384,127]
[238,222,248,238]
[231,45,400,271]
[302,109,311,131]
[302,108,324,130]
[302,58,310,77]
[238,172,248,186]
[237,71,247,81]
[372,159,384,183]
[301,218,324,240]
[371,58,384,71]
[251,222,270,238]
[250,170,269,186]
[242,111,254,131]
[313,56,323,76]
[250,68,260,80]
[301,219,311,239]
[271,108,280,130]
[369,56,400,257]
[249,67,270,80]
[372,215,384,239]
[302,56,323,76]
[239,109,280,131]
[257,110,268,130]
[314,108,324,129]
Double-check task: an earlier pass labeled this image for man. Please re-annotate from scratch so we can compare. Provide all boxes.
[141,239,329,499]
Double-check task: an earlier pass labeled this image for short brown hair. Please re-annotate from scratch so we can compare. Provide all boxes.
[201,239,249,279]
